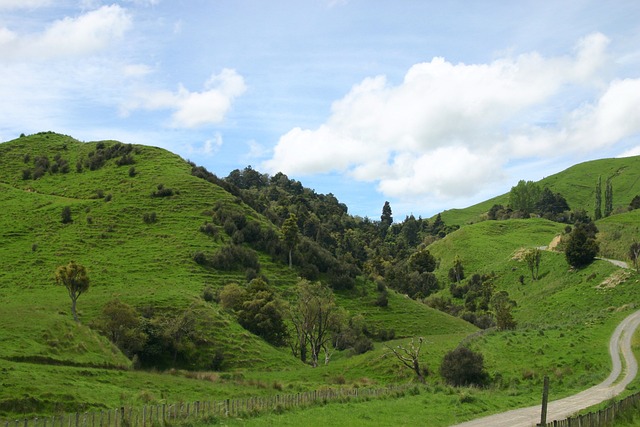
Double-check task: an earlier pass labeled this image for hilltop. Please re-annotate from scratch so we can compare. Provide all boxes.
[1,132,639,425]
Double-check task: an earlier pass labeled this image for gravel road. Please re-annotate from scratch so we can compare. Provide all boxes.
[452,309,640,427]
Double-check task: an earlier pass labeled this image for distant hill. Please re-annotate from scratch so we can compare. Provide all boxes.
[440,156,640,227]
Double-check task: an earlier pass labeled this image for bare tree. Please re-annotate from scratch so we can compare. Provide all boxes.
[385,337,427,382]
[290,280,342,367]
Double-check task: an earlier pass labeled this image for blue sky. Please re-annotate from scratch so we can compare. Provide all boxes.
[1,1,640,219]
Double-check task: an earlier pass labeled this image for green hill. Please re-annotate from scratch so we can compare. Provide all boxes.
[441,156,640,227]
[1,132,639,425]
[0,133,476,418]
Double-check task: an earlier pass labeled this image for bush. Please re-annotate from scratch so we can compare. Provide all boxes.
[128,166,137,177]
[61,206,72,224]
[151,184,174,197]
[374,292,389,307]
[202,285,215,302]
[209,245,261,271]
[143,212,157,224]
[440,347,490,387]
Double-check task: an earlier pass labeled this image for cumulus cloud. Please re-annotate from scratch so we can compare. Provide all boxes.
[125,69,247,128]
[263,33,638,203]
[0,5,131,60]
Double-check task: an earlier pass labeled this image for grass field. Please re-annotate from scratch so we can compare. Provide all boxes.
[1,133,640,424]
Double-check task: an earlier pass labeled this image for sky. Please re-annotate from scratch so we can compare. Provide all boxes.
[1,1,640,220]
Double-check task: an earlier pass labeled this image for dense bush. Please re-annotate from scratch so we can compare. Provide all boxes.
[151,184,175,198]
[143,212,157,224]
[440,346,490,387]
[208,244,260,271]
[61,206,72,224]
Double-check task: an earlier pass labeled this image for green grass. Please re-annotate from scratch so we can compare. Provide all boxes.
[2,133,640,424]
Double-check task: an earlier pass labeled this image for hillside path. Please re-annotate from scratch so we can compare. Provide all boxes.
[451,309,640,427]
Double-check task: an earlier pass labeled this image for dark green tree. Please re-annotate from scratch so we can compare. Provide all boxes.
[409,247,437,274]
[491,291,517,331]
[92,299,147,358]
[594,176,602,220]
[55,261,90,322]
[61,206,73,224]
[509,180,541,216]
[604,178,613,217]
[565,223,599,268]
[440,346,489,387]
[281,213,299,268]
[237,279,289,347]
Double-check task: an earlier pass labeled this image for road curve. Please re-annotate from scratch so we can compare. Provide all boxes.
[452,309,640,427]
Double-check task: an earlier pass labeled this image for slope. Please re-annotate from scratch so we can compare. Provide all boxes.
[441,156,640,226]
[0,133,477,417]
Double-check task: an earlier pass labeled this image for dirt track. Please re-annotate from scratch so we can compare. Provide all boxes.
[452,309,640,427]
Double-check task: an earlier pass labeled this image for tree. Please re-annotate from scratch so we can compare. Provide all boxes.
[281,213,299,268]
[491,291,517,331]
[604,178,613,217]
[440,346,489,387]
[448,255,465,283]
[92,299,147,358]
[594,176,602,220]
[61,206,73,224]
[55,261,90,322]
[565,223,599,268]
[289,280,342,367]
[237,279,289,347]
[409,247,437,274]
[509,180,541,216]
[385,337,427,383]
[380,201,393,233]
[629,242,640,272]
[523,248,542,281]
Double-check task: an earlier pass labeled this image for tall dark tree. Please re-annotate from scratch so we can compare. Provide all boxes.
[281,213,299,268]
[380,201,393,232]
[594,176,602,220]
[55,261,90,322]
[237,279,289,347]
[604,178,613,217]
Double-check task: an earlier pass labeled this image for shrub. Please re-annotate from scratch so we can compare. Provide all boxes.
[128,166,137,177]
[61,206,72,224]
[151,184,174,198]
[374,292,389,307]
[440,347,490,387]
[22,169,32,180]
[202,285,215,302]
[210,244,260,271]
[143,212,157,224]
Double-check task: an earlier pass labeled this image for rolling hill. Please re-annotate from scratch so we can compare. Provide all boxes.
[1,132,639,425]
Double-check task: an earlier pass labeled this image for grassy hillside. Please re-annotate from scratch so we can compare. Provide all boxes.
[1,133,638,425]
[0,133,478,418]
[441,156,640,226]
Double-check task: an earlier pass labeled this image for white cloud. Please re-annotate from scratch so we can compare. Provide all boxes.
[0,5,131,60]
[263,33,635,204]
[125,68,247,128]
